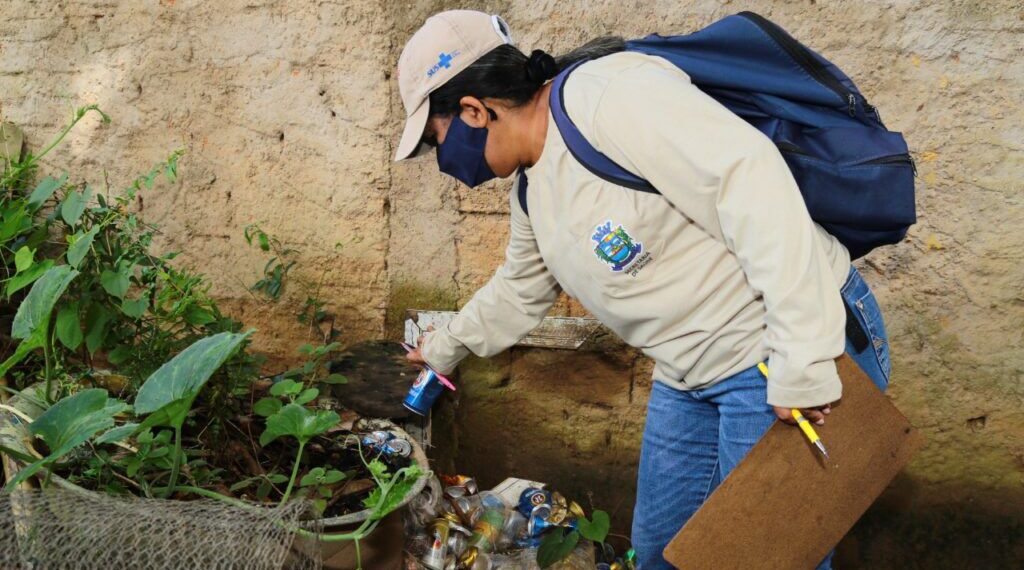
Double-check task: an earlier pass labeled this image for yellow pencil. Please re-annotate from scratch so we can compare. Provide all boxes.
[791,409,830,460]
[758,362,830,460]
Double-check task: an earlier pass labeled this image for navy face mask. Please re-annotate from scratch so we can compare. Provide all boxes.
[436,115,497,188]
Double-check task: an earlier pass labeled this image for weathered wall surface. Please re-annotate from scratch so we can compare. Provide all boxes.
[1,0,396,359]
[2,0,1022,566]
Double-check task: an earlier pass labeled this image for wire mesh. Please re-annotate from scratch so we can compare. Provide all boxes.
[0,488,322,570]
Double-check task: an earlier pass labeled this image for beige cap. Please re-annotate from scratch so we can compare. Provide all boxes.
[394,10,513,161]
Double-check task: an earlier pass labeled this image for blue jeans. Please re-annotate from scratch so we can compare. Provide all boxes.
[632,267,891,569]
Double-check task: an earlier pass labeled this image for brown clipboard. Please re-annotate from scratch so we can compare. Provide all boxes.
[662,355,924,569]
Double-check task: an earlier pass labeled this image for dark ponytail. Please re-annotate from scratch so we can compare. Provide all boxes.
[428,37,626,117]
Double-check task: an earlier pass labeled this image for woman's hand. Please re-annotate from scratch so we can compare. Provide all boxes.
[773,403,833,426]
[405,326,434,367]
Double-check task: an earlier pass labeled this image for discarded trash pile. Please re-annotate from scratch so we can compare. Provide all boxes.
[405,475,637,570]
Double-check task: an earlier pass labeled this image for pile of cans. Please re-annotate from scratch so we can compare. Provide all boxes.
[361,430,412,458]
[413,476,635,570]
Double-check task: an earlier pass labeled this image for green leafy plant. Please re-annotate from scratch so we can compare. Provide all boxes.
[3,106,249,399]
[244,223,297,300]
[577,509,611,547]
[3,388,128,490]
[0,110,426,570]
[134,331,252,496]
[0,265,79,400]
[286,342,347,385]
[109,428,172,494]
[537,527,581,569]
[361,457,424,521]
[259,403,340,504]
[537,509,611,568]
[229,472,290,501]
[298,466,348,513]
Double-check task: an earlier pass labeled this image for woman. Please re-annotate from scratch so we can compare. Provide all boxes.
[395,10,891,569]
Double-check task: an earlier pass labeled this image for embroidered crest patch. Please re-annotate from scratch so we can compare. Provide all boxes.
[591,220,643,272]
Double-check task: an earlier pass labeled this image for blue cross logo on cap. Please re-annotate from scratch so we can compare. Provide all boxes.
[426,50,460,78]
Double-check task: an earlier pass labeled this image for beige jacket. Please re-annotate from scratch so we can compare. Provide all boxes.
[421,52,851,408]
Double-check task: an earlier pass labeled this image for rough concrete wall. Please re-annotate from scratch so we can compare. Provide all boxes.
[2,0,1022,566]
[0,0,395,361]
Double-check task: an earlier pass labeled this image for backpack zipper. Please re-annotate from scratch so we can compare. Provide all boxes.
[778,142,917,176]
[775,141,810,156]
[738,12,860,117]
[862,154,917,175]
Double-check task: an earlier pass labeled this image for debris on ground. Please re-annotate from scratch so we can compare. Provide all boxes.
[405,475,636,569]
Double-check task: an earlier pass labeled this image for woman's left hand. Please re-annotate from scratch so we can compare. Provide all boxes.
[773,403,832,426]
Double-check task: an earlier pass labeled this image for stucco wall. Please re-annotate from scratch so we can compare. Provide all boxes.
[2,1,1022,566]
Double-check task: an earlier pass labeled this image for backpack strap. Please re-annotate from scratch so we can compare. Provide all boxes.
[516,168,529,215]
[548,60,661,194]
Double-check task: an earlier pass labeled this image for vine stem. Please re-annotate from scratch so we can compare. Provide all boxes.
[162,425,183,498]
[278,441,305,505]
[171,485,381,542]
[35,107,105,163]
[42,332,53,405]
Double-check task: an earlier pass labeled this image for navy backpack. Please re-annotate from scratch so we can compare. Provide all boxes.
[530,11,916,259]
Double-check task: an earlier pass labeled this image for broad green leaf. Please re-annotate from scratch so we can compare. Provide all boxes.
[252,397,282,417]
[135,331,251,430]
[67,227,98,268]
[60,186,91,226]
[14,246,33,273]
[256,478,272,499]
[55,303,83,350]
[27,174,67,211]
[257,232,270,251]
[230,478,256,492]
[258,403,339,447]
[267,473,289,484]
[94,422,140,445]
[537,528,581,569]
[6,389,128,490]
[0,203,30,242]
[0,341,37,379]
[269,379,302,397]
[322,469,346,485]
[148,447,170,459]
[108,345,133,365]
[294,388,319,405]
[120,294,147,318]
[300,467,325,487]
[84,303,112,355]
[577,509,610,544]
[4,259,54,297]
[183,304,216,326]
[322,373,348,385]
[100,269,130,298]
[11,265,77,339]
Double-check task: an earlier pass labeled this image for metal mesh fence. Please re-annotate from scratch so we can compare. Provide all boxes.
[0,488,322,570]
